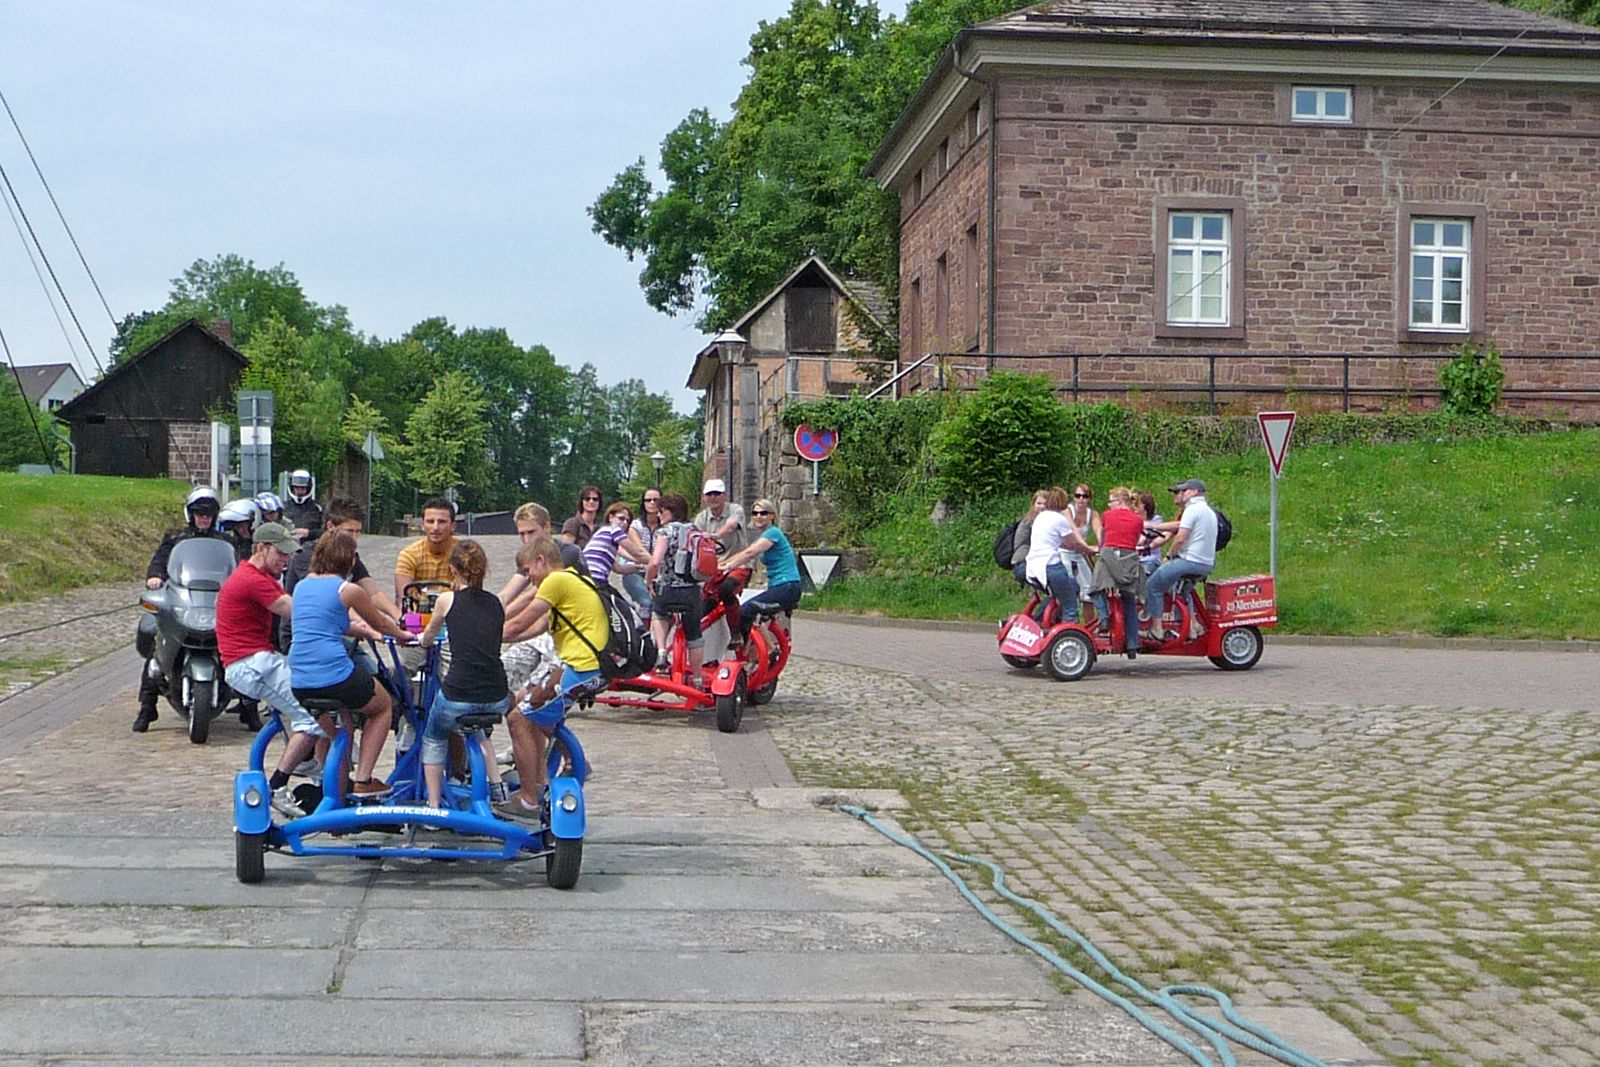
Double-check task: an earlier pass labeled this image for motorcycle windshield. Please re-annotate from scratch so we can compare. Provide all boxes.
[169,538,237,588]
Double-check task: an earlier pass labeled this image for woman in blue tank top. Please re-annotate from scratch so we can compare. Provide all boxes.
[718,497,802,643]
[289,530,415,798]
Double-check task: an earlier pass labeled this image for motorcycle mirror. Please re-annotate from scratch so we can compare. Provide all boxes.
[140,591,165,611]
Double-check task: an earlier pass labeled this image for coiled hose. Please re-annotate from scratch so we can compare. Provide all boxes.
[836,804,1330,1067]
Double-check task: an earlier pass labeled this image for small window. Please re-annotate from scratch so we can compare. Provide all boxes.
[1292,86,1352,124]
[911,170,923,203]
[965,102,980,145]
[1409,218,1471,331]
[1166,212,1231,325]
[786,356,801,395]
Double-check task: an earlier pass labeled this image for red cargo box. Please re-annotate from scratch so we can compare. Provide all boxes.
[1205,574,1278,626]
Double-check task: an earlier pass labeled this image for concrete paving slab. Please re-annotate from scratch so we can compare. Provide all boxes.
[0,995,582,1059]
[342,947,1053,1002]
[0,835,237,868]
[0,904,350,949]
[0,947,337,997]
[583,1001,1187,1065]
[360,872,974,912]
[0,865,372,907]
[580,842,929,878]
[353,907,1005,954]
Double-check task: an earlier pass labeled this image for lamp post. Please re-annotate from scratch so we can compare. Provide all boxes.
[649,450,666,488]
[712,328,747,498]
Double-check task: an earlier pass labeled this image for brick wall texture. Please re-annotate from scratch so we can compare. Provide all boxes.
[166,422,212,483]
[899,72,1600,415]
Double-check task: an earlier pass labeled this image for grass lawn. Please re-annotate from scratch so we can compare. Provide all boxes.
[806,428,1600,641]
[0,473,188,603]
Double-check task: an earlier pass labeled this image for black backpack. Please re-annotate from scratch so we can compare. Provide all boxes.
[550,570,657,681]
[1213,507,1233,551]
[993,521,1019,570]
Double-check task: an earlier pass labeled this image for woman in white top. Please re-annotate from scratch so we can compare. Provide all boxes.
[1024,486,1098,623]
[1061,482,1101,601]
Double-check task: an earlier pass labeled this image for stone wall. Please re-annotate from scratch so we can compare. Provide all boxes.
[759,421,838,548]
[165,422,212,483]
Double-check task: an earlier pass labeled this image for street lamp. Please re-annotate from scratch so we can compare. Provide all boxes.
[650,450,666,489]
[713,328,747,498]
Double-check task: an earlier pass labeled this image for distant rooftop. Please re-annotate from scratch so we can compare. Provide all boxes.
[11,362,82,406]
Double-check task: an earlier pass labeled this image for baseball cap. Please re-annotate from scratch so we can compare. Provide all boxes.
[252,522,301,553]
[703,478,726,494]
[1167,478,1207,494]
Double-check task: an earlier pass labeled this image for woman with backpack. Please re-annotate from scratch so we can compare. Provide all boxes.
[645,492,707,684]
[717,498,801,641]
[1006,489,1049,587]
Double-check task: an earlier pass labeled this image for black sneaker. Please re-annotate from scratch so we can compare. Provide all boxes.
[132,706,158,733]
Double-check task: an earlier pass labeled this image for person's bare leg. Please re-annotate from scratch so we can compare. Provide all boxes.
[479,735,503,785]
[273,731,317,777]
[505,713,545,803]
[423,761,445,807]
[354,687,391,785]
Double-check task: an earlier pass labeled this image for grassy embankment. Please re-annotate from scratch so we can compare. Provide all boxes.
[0,473,187,605]
[808,428,1600,640]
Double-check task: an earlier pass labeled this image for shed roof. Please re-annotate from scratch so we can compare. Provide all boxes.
[11,362,82,406]
[56,318,247,419]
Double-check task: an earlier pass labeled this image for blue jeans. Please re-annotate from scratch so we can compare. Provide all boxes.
[1041,559,1079,622]
[1144,558,1213,625]
[1091,590,1140,651]
[1011,561,1028,587]
[621,571,651,616]
[422,693,511,765]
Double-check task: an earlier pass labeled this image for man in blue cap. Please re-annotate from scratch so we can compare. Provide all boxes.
[1142,479,1217,642]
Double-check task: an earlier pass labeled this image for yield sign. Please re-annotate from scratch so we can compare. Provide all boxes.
[1258,411,1296,478]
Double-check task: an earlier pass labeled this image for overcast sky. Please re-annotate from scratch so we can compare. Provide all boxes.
[1,1,907,410]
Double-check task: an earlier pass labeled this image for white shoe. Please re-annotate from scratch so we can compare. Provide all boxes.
[396,722,416,751]
[271,786,306,818]
[495,747,515,767]
[291,758,322,782]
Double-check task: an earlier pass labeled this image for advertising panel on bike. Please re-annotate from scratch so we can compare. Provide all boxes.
[1205,575,1278,625]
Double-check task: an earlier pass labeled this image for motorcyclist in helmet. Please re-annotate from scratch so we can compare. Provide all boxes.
[254,491,285,527]
[218,498,259,562]
[281,469,324,543]
[135,486,231,733]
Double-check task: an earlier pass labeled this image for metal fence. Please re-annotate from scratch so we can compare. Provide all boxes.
[886,351,1600,417]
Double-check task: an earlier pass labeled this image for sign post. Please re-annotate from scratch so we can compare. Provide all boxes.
[792,425,839,496]
[1257,411,1297,577]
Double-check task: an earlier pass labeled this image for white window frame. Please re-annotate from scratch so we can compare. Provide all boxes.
[1292,86,1353,124]
[786,356,801,396]
[1166,212,1231,326]
[1409,218,1471,332]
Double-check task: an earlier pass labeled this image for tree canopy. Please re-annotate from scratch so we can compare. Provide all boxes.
[106,255,692,520]
[592,0,1600,332]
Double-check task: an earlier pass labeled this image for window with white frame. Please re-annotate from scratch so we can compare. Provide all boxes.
[1292,86,1352,123]
[1166,212,1231,325]
[1410,218,1470,331]
[786,356,801,395]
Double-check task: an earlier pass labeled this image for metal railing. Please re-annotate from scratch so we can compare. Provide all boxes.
[891,351,1600,416]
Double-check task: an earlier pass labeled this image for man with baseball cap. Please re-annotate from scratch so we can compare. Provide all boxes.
[217,522,331,815]
[694,477,751,647]
[1141,479,1218,643]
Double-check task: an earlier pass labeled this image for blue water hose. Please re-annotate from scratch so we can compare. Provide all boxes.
[836,804,1331,1067]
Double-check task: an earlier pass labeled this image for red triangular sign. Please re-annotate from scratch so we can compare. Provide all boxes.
[1258,411,1296,478]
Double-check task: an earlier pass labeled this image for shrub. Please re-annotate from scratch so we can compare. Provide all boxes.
[782,393,944,532]
[929,373,1069,503]
[1439,341,1504,417]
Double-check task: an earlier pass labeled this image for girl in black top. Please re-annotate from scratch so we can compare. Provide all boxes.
[418,540,510,808]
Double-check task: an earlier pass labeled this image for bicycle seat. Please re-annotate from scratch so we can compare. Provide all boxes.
[456,711,503,730]
[1174,576,1203,596]
[299,697,352,716]
[748,602,790,619]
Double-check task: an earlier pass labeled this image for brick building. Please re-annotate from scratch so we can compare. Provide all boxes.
[868,0,1600,414]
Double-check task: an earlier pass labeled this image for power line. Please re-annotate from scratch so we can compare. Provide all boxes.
[0,89,117,327]
[0,317,58,469]
[0,168,85,375]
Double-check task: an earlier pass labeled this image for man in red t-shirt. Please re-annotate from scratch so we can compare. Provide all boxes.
[218,522,332,815]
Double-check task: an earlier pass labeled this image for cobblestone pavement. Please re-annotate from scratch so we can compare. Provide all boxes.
[759,633,1600,1067]
[0,581,144,700]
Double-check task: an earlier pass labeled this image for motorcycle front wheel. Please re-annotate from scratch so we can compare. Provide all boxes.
[188,682,214,744]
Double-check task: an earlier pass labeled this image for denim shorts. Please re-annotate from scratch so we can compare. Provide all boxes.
[422,692,511,765]
[518,665,603,731]
[225,650,326,738]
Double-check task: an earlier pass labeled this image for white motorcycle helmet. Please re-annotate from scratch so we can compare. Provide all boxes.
[185,486,221,527]
[254,491,285,520]
[287,469,313,502]
[218,498,259,532]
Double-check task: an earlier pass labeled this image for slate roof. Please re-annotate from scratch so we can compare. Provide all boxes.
[980,0,1600,51]
[11,362,82,406]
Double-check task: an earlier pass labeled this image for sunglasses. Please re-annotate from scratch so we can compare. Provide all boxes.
[705,491,724,496]
[583,496,601,502]
[644,496,660,503]
[751,509,772,516]
[1074,492,1090,499]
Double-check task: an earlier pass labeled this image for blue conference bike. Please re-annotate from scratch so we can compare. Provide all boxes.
[232,638,589,888]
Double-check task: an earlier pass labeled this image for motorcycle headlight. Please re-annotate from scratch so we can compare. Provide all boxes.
[181,608,216,630]
[557,791,579,813]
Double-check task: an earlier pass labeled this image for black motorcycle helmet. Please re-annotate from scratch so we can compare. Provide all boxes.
[185,486,221,528]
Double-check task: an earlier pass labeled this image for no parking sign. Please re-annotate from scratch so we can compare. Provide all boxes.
[793,425,838,495]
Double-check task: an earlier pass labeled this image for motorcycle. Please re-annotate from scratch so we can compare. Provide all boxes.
[137,537,238,744]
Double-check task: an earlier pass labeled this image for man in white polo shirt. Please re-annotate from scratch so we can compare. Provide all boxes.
[1142,478,1217,642]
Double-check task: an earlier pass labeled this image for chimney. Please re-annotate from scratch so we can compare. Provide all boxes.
[211,318,235,346]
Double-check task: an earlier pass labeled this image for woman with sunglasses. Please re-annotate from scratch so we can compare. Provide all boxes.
[1062,483,1102,605]
[622,489,664,614]
[717,498,801,641]
[560,485,603,549]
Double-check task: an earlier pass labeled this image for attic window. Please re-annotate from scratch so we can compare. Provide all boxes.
[1292,86,1352,124]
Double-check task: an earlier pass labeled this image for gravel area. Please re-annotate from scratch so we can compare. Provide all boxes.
[0,581,145,701]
